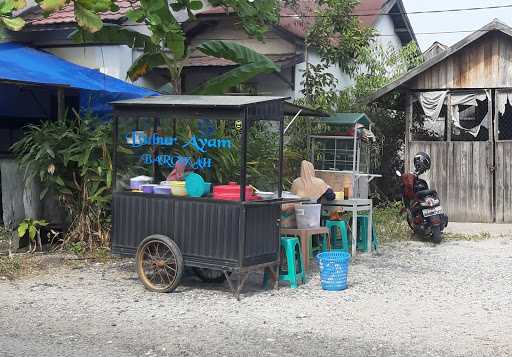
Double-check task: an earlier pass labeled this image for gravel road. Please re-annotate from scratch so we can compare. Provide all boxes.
[1,237,512,357]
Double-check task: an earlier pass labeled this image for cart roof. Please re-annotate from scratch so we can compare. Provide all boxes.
[111,95,327,121]
[320,113,371,126]
[111,95,288,108]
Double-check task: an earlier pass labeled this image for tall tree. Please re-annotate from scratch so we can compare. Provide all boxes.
[299,0,375,109]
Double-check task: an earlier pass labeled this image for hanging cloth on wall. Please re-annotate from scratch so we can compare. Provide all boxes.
[450,90,490,137]
[496,90,512,115]
[418,91,448,122]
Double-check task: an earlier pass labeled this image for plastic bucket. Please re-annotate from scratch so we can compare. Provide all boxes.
[316,251,350,291]
[170,181,187,196]
[280,203,297,228]
[295,204,321,229]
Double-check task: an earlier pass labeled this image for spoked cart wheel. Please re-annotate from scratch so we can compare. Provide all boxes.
[136,235,184,293]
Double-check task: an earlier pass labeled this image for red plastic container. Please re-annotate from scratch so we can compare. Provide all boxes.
[213,182,260,201]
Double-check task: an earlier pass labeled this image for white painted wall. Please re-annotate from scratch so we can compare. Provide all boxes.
[293,15,406,100]
[293,49,354,99]
[373,14,403,51]
[46,45,168,91]
[46,45,133,81]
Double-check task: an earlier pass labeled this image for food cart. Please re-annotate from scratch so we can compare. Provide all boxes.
[309,113,381,255]
[110,95,320,300]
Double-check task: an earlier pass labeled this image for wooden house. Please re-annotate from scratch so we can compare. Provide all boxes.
[367,20,512,223]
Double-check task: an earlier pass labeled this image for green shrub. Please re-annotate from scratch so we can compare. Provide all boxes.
[12,112,114,251]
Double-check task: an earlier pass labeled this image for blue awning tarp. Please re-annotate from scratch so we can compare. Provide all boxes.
[0,42,157,118]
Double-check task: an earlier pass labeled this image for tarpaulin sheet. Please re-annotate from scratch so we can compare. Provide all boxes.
[0,42,157,118]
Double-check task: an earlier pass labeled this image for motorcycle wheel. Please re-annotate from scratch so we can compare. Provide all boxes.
[431,225,443,244]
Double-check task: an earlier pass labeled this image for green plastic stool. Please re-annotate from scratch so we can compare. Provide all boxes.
[325,220,349,252]
[264,236,306,288]
[356,215,379,252]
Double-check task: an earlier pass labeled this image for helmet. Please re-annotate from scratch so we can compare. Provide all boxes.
[413,152,431,174]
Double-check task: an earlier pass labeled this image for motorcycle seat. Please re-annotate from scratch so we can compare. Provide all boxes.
[416,189,437,198]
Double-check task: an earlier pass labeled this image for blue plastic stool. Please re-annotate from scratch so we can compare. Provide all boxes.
[263,236,306,288]
[325,220,349,252]
[356,215,379,252]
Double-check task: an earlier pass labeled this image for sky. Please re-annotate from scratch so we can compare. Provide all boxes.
[401,0,512,50]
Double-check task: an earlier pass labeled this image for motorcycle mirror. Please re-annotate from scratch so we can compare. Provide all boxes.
[395,170,402,177]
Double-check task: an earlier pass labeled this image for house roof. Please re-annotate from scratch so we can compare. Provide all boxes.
[365,19,512,104]
[423,41,447,60]
[197,0,415,44]
[23,0,138,27]
[184,53,304,68]
[23,0,415,46]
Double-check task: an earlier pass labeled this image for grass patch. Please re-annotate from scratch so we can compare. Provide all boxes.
[0,256,21,279]
[373,202,411,243]
[0,226,10,241]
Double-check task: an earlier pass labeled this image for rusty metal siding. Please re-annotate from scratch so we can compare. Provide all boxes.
[410,32,512,90]
[111,193,281,269]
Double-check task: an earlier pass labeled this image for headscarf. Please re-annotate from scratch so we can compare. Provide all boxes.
[290,160,329,201]
[167,158,189,181]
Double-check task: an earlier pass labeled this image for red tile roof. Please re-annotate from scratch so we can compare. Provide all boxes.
[25,0,390,40]
[25,0,139,26]
[197,0,388,39]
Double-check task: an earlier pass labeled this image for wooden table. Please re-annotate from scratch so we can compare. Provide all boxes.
[280,227,330,271]
[321,198,373,256]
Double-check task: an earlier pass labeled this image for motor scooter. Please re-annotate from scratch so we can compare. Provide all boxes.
[396,169,448,243]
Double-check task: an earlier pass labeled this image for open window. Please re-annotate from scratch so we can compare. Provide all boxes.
[411,93,447,141]
[496,91,512,141]
[450,92,490,142]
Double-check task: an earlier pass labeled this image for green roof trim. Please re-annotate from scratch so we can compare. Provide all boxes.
[320,113,371,126]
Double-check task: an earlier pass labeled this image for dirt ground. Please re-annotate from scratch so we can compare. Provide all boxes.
[1,237,512,357]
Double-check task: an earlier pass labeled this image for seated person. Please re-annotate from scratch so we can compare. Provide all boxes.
[291,160,335,202]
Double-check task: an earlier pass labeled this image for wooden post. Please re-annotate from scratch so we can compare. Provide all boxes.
[57,88,65,120]
[446,92,452,142]
[405,92,412,172]
[491,89,496,222]
[446,91,452,215]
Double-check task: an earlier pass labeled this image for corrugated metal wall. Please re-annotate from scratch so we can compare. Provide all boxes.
[112,194,281,269]
[112,194,241,267]
[243,204,280,266]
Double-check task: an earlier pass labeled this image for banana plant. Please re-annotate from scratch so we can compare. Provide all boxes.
[69,0,280,94]
[193,40,280,95]
[17,218,49,253]
[0,0,27,32]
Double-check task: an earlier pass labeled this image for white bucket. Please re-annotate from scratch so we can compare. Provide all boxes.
[295,203,321,229]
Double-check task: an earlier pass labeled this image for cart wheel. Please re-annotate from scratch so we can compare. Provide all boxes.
[136,235,184,293]
[192,268,227,283]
